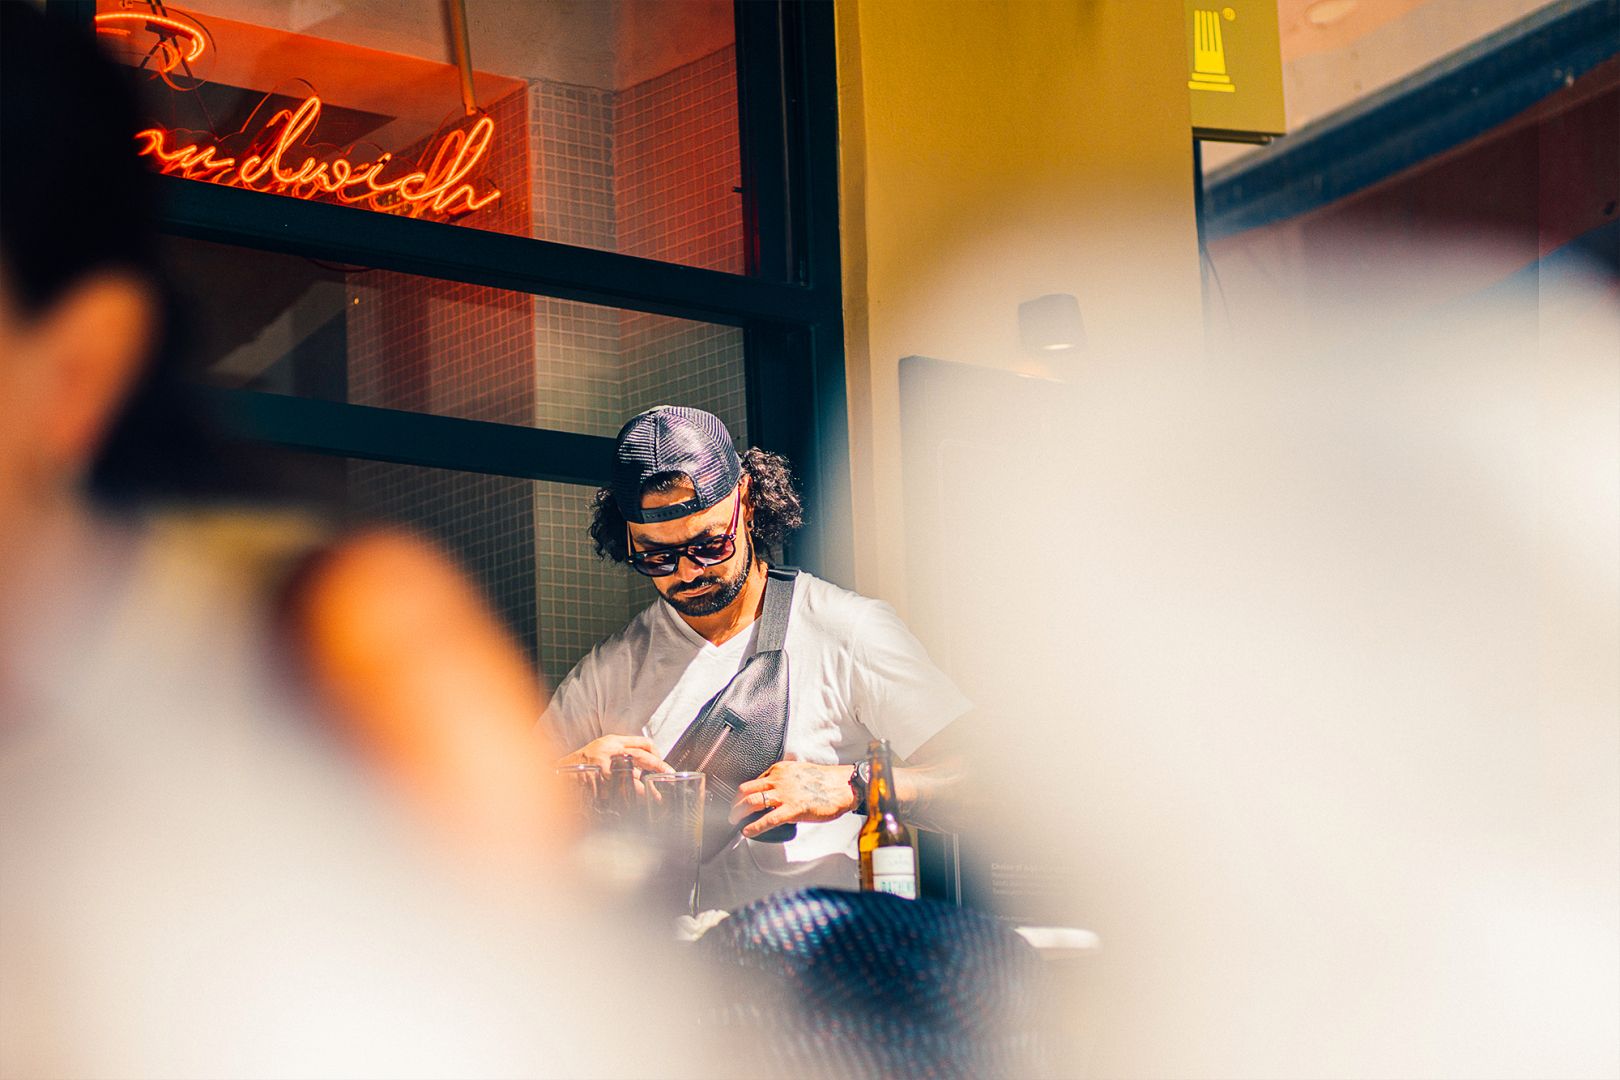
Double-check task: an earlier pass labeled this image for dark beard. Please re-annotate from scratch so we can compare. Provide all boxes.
[662,535,753,617]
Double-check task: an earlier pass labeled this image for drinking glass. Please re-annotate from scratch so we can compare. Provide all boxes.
[643,771,706,916]
[554,763,603,825]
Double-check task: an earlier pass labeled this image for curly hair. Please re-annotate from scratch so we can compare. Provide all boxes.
[589,446,805,564]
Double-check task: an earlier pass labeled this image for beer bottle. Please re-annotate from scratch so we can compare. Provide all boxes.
[858,739,917,899]
[605,752,638,820]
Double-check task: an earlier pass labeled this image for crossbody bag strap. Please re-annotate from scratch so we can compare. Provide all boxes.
[664,564,799,757]
[752,565,799,654]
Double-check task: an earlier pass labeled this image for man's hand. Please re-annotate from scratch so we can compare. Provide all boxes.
[558,734,672,776]
[731,758,858,839]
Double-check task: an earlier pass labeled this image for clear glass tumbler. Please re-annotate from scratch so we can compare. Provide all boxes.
[643,771,706,916]
[554,763,603,826]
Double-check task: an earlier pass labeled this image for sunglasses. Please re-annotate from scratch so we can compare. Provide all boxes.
[627,489,742,578]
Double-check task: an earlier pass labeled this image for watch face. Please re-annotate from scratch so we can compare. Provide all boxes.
[852,761,871,802]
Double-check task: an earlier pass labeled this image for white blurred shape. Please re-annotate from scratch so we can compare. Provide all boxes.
[0,514,699,1078]
[900,232,1619,1078]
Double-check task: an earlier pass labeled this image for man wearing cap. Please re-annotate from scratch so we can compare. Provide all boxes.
[543,406,969,908]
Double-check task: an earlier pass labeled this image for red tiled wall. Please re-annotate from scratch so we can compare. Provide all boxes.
[345,87,541,657]
[617,44,748,457]
[616,46,745,272]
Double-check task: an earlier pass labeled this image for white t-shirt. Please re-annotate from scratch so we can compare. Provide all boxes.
[541,570,970,908]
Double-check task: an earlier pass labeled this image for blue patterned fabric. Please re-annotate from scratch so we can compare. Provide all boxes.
[695,887,1049,1079]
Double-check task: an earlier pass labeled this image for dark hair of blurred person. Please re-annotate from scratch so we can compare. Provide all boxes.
[0,3,243,504]
[0,2,560,869]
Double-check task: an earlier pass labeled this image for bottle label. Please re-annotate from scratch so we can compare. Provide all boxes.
[871,845,917,899]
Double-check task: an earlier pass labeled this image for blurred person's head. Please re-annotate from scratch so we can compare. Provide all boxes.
[588,406,803,615]
[0,4,222,566]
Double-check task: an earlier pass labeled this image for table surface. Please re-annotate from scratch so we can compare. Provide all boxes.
[1012,925,1102,958]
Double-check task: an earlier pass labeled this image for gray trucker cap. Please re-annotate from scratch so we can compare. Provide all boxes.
[610,405,743,524]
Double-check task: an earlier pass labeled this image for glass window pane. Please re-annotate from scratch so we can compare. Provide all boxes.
[532,479,644,689]
[99,0,745,272]
[274,453,643,687]
[166,236,749,442]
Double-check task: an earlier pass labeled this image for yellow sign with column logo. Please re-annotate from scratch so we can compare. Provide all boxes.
[1185,1,1285,142]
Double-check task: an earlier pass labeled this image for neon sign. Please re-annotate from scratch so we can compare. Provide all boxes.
[134,92,502,221]
[95,11,210,78]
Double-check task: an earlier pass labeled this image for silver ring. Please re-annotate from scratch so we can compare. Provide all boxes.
[761,793,774,810]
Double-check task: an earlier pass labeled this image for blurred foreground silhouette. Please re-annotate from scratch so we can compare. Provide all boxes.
[900,229,1618,1078]
[1,8,697,1075]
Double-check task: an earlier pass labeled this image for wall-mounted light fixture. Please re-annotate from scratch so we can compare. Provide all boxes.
[1018,293,1086,354]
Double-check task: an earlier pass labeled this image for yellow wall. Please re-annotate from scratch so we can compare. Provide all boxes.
[837,0,1205,606]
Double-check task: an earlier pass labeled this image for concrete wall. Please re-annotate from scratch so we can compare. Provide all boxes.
[835,0,1206,607]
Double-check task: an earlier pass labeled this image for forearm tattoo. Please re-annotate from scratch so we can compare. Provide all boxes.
[804,766,851,811]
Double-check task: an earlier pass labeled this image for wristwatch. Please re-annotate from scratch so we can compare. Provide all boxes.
[848,760,871,814]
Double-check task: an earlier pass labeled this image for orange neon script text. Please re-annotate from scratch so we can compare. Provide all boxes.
[95,12,208,72]
[134,94,502,219]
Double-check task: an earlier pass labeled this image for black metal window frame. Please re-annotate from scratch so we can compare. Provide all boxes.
[49,0,851,582]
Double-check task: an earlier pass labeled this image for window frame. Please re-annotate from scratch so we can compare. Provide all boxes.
[49,0,850,582]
